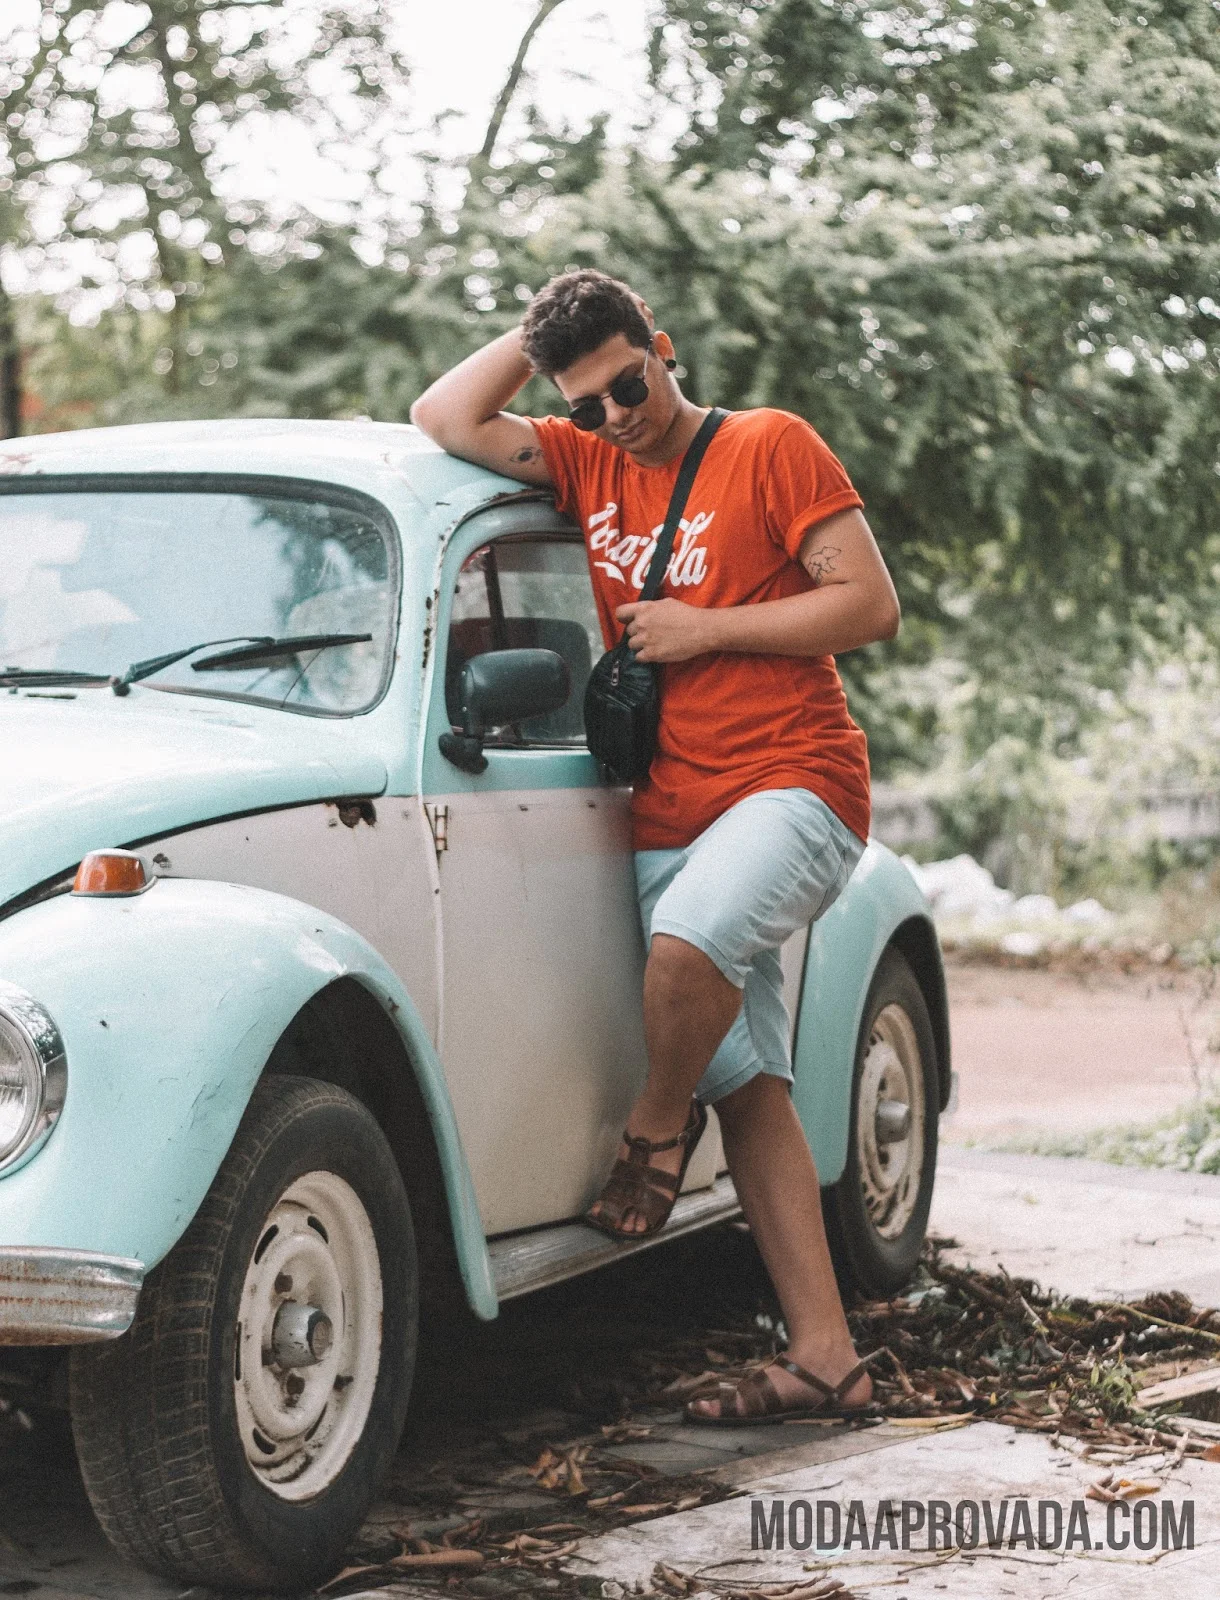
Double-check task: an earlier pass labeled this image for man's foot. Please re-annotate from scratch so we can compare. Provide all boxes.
[585,1100,706,1237]
[685,1350,874,1422]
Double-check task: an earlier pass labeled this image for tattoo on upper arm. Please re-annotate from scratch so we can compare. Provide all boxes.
[801,544,841,586]
[511,446,542,464]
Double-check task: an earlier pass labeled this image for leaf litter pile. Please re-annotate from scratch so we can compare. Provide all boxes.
[6,1227,1220,1600]
[847,1237,1220,1460]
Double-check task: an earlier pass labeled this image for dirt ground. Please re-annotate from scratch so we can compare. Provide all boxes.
[942,956,1220,1146]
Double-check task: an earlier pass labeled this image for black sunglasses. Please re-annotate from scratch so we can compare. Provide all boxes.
[568,345,652,432]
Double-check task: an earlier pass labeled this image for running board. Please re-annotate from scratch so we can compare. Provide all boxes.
[488,1174,742,1302]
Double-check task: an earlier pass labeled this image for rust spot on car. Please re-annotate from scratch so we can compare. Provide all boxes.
[0,1324,99,1346]
[332,799,377,829]
[421,586,441,669]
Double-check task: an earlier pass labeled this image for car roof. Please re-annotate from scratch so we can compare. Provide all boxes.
[0,417,514,503]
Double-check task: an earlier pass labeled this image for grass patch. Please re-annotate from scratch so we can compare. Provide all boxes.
[996,1095,1220,1173]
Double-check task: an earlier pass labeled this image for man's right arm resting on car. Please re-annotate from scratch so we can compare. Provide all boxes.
[410,328,553,487]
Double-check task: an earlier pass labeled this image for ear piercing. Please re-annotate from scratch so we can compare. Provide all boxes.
[665,357,677,370]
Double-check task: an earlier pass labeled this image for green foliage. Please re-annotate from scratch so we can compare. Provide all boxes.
[1087,1358,1140,1421]
[651,0,1220,645]
[880,629,1220,894]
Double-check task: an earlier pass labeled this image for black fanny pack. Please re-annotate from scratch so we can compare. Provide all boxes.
[583,406,727,783]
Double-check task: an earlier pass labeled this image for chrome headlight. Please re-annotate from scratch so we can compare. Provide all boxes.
[0,983,67,1174]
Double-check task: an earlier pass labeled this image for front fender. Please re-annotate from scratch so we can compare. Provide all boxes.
[0,881,496,1320]
[793,842,940,1186]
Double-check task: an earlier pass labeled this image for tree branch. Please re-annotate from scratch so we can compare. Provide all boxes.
[478,0,568,166]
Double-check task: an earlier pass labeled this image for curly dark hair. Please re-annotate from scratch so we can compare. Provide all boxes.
[521,269,652,376]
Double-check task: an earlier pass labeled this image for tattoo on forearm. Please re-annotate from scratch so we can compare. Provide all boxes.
[511,446,542,464]
[801,544,841,586]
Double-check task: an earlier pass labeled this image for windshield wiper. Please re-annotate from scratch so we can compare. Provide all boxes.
[190,633,373,671]
[113,632,374,696]
[114,635,274,694]
[1,667,112,687]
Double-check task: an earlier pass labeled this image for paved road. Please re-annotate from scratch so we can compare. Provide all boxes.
[566,1418,1220,1600]
[0,1222,851,1600]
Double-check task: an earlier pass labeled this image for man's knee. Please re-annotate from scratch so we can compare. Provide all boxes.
[646,932,737,1002]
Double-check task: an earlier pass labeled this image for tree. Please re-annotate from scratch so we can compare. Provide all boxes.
[16,0,583,427]
[1,0,409,406]
[0,5,57,436]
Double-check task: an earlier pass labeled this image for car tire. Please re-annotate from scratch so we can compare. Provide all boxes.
[70,1075,417,1593]
[823,947,939,1298]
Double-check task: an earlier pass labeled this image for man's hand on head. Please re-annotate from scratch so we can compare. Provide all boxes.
[616,597,720,663]
[628,291,655,330]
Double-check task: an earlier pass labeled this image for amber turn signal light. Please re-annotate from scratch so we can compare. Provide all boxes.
[72,849,151,897]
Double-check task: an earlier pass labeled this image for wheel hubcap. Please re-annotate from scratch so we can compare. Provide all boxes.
[271,1302,334,1368]
[856,1004,925,1240]
[875,1098,911,1144]
[234,1170,382,1500]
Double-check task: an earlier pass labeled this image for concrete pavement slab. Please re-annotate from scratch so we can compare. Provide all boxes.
[12,1151,1220,1598]
[933,1148,1220,1305]
[565,1420,1220,1598]
[597,1414,935,1478]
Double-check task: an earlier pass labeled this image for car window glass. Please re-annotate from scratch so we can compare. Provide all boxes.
[0,485,397,715]
[445,536,600,745]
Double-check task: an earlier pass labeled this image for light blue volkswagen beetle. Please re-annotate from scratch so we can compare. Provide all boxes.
[0,419,950,1591]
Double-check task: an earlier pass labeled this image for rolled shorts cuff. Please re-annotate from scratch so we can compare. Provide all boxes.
[648,916,749,989]
[697,1054,794,1106]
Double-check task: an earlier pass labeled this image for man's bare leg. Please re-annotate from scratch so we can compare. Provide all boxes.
[687,1072,872,1415]
[588,933,740,1234]
[589,935,870,1403]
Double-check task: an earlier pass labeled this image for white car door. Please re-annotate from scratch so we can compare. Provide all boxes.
[422,513,667,1235]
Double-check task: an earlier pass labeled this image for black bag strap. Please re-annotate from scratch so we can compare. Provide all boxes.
[637,406,728,604]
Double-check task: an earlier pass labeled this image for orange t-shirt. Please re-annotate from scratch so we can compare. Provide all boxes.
[530,406,871,850]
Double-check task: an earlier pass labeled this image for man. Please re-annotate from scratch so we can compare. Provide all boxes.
[410,270,899,1423]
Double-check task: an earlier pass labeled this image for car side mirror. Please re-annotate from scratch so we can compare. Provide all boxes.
[439,648,571,774]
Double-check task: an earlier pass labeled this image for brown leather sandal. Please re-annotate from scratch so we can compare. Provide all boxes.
[684,1353,880,1427]
[584,1099,708,1242]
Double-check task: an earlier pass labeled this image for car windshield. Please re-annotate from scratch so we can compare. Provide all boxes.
[0,481,398,715]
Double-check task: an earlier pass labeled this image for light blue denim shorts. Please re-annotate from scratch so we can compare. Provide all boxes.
[634,787,866,1106]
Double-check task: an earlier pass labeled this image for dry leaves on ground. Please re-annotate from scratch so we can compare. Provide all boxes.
[525,1443,591,1495]
[305,1238,1220,1595]
[651,1559,853,1600]
[832,1242,1220,1461]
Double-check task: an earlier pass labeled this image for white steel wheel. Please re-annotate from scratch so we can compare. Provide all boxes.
[235,1170,382,1500]
[824,948,940,1297]
[71,1075,418,1593]
[855,1003,926,1241]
